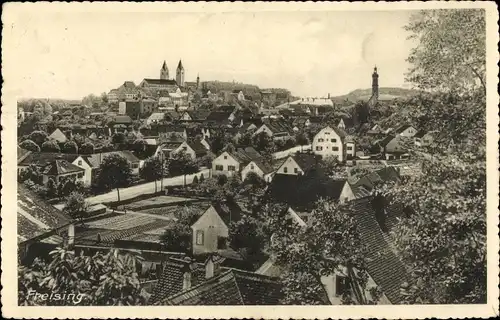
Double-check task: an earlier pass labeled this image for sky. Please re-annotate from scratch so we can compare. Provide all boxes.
[7,8,418,99]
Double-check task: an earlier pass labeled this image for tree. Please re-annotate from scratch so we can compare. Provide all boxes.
[139,157,163,192]
[265,200,379,305]
[222,142,236,153]
[19,139,40,152]
[97,154,133,202]
[237,131,253,147]
[252,132,275,162]
[160,223,191,253]
[405,9,486,95]
[319,155,345,177]
[229,214,265,255]
[166,150,199,177]
[18,247,148,306]
[80,142,95,154]
[41,140,61,153]
[64,192,89,223]
[295,131,309,146]
[62,141,78,154]
[353,100,370,125]
[46,178,59,198]
[18,165,43,185]
[28,130,49,147]
[101,92,109,104]
[111,132,126,144]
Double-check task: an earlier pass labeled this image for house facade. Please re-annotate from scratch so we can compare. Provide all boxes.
[191,205,229,255]
[212,151,242,177]
[241,160,274,182]
[312,126,346,161]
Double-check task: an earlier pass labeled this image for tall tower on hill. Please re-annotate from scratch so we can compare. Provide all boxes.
[372,66,379,101]
[176,60,185,87]
[196,73,200,89]
[160,61,169,80]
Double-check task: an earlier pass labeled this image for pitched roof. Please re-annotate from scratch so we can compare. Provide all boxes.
[18,152,82,167]
[229,147,262,165]
[352,197,410,304]
[164,268,283,305]
[17,184,72,243]
[147,112,165,122]
[84,151,140,168]
[339,116,355,128]
[251,160,274,175]
[206,111,232,122]
[395,124,413,133]
[185,110,211,121]
[150,258,206,304]
[186,140,208,157]
[210,201,243,226]
[143,78,178,86]
[291,153,319,172]
[41,159,84,175]
[413,130,430,139]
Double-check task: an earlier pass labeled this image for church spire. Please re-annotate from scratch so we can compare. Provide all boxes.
[371,65,379,104]
[176,59,185,87]
[160,60,169,80]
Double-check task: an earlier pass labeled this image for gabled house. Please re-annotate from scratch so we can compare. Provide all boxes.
[205,111,234,126]
[252,120,292,141]
[241,160,274,183]
[18,152,93,186]
[395,124,417,137]
[339,166,400,203]
[180,110,211,122]
[146,112,166,125]
[212,147,262,177]
[172,140,208,159]
[275,152,320,176]
[85,151,141,175]
[384,136,412,160]
[48,128,68,143]
[40,159,86,186]
[257,196,411,305]
[191,202,243,255]
[312,126,347,161]
[18,184,75,263]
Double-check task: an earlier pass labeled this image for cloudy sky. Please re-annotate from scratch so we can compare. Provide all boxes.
[7,7,418,99]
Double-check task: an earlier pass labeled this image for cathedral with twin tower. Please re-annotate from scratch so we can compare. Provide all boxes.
[160,60,186,87]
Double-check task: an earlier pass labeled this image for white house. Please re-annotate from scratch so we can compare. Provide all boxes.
[171,140,208,159]
[191,203,242,255]
[212,147,262,177]
[414,130,436,147]
[241,160,274,182]
[312,126,346,161]
[275,153,318,176]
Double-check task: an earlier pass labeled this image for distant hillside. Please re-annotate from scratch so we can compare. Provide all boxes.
[331,87,421,103]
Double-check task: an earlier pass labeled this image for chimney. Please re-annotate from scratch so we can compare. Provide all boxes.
[205,255,214,279]
[182,257,194,291]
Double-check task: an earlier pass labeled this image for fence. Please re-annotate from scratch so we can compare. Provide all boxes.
[272,144,312,160]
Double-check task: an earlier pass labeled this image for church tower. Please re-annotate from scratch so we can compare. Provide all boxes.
[372,66,379,101]
[176,60,185,87]
[196,73,200,89]
[160,61,169,80]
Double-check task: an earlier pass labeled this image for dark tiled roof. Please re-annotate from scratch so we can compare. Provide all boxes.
[41,159,84,175]
[229,147,262,165]
[164,269,283,305]
[85,151,140,168]
[352,197,410,304]
[211,201,243,226]
[143,78,178,86]
[252,160,274,175]
[17,184,72,243]
[413,130,427,139]
[187,140,208,157]
[339,116,354,128]
[206,111,232,122]
[150,258,206,304]
[18,152,81,167]
[186,110,211,121]
[291,153,320,173]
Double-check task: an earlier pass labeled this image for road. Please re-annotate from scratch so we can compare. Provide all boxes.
[54,169,211,209]
[272,145,311,160]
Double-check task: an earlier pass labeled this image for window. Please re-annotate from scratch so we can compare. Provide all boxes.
[228,165,236,171]
[77,172,84,178]
[196,230,204,245]
[294,168,298,174]
[332,147,339,151]
[250,164,254,169]
[182,146,187,151]
[78,160,82,166]
[224,155,228,160]
[331,139,337,143]
[325,132,330,135]
[318,138,324,142]
[316,146,323,151]
[335,275,348,296]
[347,146,353,150]
[215,165,223,171]
[284,167,288,173]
